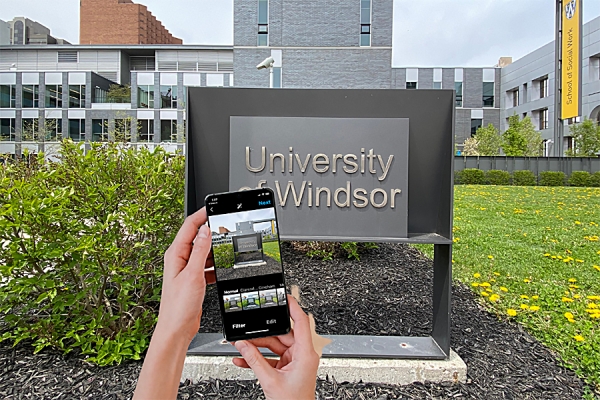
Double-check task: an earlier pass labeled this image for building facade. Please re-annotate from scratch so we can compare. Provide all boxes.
[80,0,182,45]
[1,1,599,157]
[0,45,232,155]
[233,0,501,146]
[501,16,600,156]
[5,17,69,46]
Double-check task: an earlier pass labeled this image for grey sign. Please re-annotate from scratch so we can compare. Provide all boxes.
[229,117,409,239]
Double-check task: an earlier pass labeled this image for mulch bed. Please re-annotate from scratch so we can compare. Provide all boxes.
[0,243,590,399]
[215,255,283,281]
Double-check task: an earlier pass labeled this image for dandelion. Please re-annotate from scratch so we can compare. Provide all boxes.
[564,312,574,319]
[507,309,517,317]
[574,335,584,342]
[473,273,481,278]
[488,255,494,260]
[576,259,584,263]
[500,287,508,292]
[532,295,539,300]
[480,291,489,297]
[543,253,551,257]
[569,285,580,289]
[587,296,600,301]
[472,282,479,287]
[520,295,529,299]
[574,294,581,299]
[480,282,491,287]
[530,305,540,311]
[562,297,574,302]
[568,278,577,283]
[588,303,598,309]
[489,294,500,302]
[594,265,600,272]
[520,304,529,309]
[575,221,581,225]
[524,279,531,283]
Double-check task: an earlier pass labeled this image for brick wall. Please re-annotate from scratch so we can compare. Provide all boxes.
[80,0,181,45]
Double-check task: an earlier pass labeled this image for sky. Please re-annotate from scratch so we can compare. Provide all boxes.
[1,0,599,67]
[208,208,275,233]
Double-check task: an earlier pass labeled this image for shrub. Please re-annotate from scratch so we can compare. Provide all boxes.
[590,171,600,187]
[213,243,234,268]
[539,171,566,186]
[292,241,378,261]
[512,170,537,186]
[454,170,462,185]
[459,169,486,185]
[486,170,511,186]
[568,171,591,187]
[0,141,185,365]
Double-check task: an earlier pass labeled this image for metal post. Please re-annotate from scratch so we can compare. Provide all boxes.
[554,0,564,157]
[431,244,452,356]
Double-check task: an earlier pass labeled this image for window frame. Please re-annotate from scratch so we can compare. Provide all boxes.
[0,85,16,108]
[92,119,109,142]
[455,82,463,107]
[482,82,494,108]
[159,85,178,109]
[470,118,482,136]
[68,84,86,108]
[139,119,155,142]
[137,85,154,109]
[45,118,62,141]
[22,85,40,108]
[257,0,269,46]
[160,119,178,142]
[360,0,372,47]
[21,118,39,141]
[68,119,86,142]
[0,118,16,141]
[539,108,549,130]
[539,77,549,99]
[45,84,63,108]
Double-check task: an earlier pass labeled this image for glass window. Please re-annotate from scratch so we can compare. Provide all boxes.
[455,82,463,107]
[471,119,482,136]
[139,119,154,142]
[161,120,177,142]
[45,85,63,108]
[523,83,528,103]
[540,78,548,98]
[138,85,154,108]
[272,67,282,88]
[406,82,417,89]
[511,89,519,107]
[22,118,39,141]
[160,85,178,109]
[0,118,16,141]
[0,85,16,108]
[69,85,85,108]
[360,0,371,47]
[22,85,40,108]
[45,118,62,141]
[433,81,442,89]
[115,119,132,141]
[92,119,109,142]
[69,119,85,141]
[258,0,269,46]
[482,82,494,107]
[539,109,549,130]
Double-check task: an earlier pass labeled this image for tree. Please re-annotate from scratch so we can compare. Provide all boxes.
[473,123,502,156]
[502,115,542,156]
[106,84,131,103]
[462,137,480,156]
[565,118,600,157]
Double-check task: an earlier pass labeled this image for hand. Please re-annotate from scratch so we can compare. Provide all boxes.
[158,207,213,342]
[233,296,320,400]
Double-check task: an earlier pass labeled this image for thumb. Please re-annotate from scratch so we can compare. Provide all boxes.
[235,341,278,382]
[187,225,212,273]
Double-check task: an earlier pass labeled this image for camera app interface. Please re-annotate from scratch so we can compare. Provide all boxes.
[207,190,289,340]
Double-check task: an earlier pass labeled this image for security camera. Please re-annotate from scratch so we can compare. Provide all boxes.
[256,56,275,70]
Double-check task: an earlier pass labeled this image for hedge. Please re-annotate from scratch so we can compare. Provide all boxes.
[454,169,599,187]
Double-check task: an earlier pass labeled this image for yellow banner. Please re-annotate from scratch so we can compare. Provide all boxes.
[561,0,581,120]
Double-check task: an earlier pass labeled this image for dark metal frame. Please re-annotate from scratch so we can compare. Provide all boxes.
[186,88,454,359]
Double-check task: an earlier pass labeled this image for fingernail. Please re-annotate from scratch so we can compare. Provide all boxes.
[198,225,209,238]
[235,340,247,351]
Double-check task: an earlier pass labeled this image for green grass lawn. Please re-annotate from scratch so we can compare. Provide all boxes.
[263,240,281,262]
[416,185,600,389]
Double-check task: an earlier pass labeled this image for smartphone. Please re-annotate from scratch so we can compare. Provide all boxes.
[205,187,291,341]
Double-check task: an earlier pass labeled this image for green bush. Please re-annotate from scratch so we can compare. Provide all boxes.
[213,243,234,268]
[539,171,566,186]
[0,141,185,366]
[459,169,486,185]
[568,171,591,187]
[454,170,462,185]
[294,241,378,261]
[590,171,600,187]
[486,170,511,186]
[512,170,537,186]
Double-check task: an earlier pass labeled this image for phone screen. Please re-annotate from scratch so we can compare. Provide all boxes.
[205,188,290,341]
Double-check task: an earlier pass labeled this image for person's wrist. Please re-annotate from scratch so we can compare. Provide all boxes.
[153,319,192,352]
